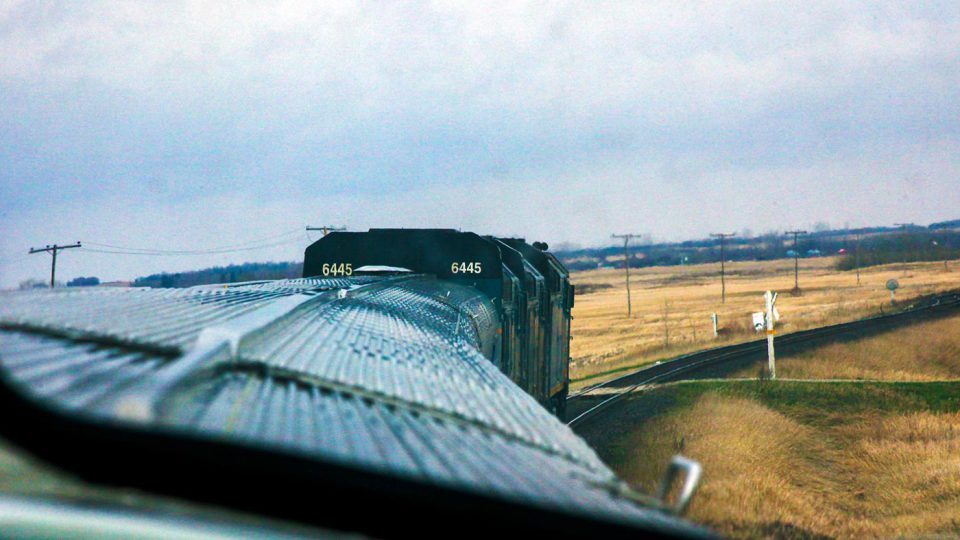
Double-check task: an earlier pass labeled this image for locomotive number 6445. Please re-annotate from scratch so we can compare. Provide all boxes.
[450,261,482,274]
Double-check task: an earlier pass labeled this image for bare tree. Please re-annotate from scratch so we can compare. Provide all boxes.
[813,221,831,233]
[661,300,672,349]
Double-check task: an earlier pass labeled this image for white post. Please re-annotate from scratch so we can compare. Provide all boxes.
[711,313,718,338]
[764,291,777,379]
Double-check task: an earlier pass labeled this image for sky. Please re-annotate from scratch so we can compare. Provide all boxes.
[1,1,959,287]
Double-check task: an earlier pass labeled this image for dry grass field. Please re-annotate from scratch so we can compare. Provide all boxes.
[730,312,960,381]
[581,380,960,539]
[569,256,960,388]
[573,257,960,537]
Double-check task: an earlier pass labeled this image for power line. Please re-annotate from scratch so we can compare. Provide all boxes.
[785,230,808,295]
[611,233,642,317]
[710,233,735,304]
[28,242,81,288]
[306,225,346,237]
[80,238,300,256]
[0,253,31,268]
[83,228,303,255]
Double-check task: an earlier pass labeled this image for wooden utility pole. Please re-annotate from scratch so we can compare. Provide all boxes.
[785,230,808,295]
[611,233,642,317]
[306,225,346,237]
[855,233,862,286]
[936,238,950,272]
[28,242,82,288]
[710,233,735,304]
[894,223,912,276]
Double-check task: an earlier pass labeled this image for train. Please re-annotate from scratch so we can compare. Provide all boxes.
[303,228,574,418]
[0,227,711,537]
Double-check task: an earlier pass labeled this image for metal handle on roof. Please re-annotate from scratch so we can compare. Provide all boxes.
[656,455,702,516]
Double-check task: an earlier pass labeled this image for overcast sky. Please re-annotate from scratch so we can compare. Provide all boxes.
[1,1,959,287]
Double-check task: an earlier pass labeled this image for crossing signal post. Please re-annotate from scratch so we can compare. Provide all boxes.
[763,291,780,379]
[28,242,82,288]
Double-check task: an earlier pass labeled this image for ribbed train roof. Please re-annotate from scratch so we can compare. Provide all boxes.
[0,278,702,533]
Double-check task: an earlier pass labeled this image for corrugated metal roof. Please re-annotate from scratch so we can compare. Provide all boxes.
[0,277,695,531]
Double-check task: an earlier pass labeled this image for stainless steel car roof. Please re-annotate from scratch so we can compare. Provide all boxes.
[0,278,698,532]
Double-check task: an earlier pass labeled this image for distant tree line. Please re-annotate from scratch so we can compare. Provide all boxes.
[555,222,960,272]
[834,231,960,270]
[126,220,960,287]
[18,279,54,290]
[929,219,960,230]
[67,276,100,287]
[134,262,303,288]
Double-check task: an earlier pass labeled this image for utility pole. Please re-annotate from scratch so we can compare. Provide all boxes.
[28,242,82,288]
[710,233,735,304]
[855,233,862,286]
[931,238,950,272]
[785,230,808,295]
[306,225,346,237]
[611,233,642,317]
[894,223,912,276]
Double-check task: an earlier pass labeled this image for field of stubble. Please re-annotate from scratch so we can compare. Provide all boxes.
[569,256,960,389]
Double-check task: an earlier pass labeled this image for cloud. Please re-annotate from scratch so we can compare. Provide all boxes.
[1,1,958,286]
[3,136,958,287]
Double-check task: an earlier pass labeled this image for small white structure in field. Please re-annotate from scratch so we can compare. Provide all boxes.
[886,279,899,304]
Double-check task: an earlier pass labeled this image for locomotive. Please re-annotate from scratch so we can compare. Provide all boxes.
[0,227,711,537]
[303,228,574,418]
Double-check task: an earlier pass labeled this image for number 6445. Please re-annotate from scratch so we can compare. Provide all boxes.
[322,263,353,276]
[451,262,482,274]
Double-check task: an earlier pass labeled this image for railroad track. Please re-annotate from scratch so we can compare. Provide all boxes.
[566,292,960,428]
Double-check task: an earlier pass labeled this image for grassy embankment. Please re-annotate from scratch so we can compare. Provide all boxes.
[584,380,960,538]
[728,312,960,381]
[569,256,960,389]
[579,313,960,538]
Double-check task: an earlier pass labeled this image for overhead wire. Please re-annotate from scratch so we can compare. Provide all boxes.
[81,239,302,256]
[81,228,305,256]
[0,253,32,268]
[83,228,303,253]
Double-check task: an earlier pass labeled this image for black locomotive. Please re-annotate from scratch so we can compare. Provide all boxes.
[303,228,574,418]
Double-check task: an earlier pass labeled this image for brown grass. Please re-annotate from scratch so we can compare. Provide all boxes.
[590,385,960,539]
[730,313,960,381]
[570,256,960,388]
[577,295,960,538]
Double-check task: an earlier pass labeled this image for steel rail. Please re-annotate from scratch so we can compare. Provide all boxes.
[567,293,960,428]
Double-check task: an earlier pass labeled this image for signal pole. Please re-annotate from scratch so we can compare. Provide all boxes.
[764,291,779,379]
[710,233,735,304]
[306,225,346,237]
[28,242,82,288]
[785,230,807,295]
[611,233,642,317]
